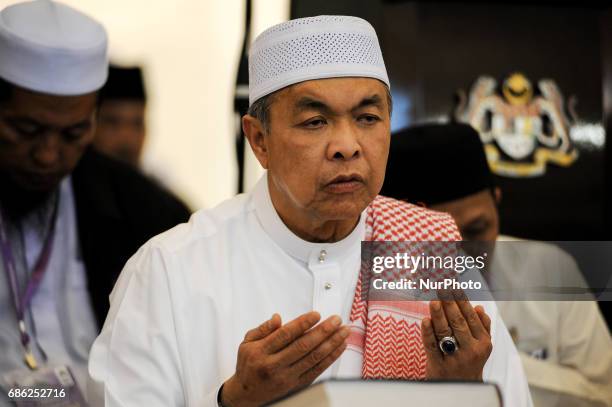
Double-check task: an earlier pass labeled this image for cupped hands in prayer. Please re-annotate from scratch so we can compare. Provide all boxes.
[220,311,349,407]
[421,289,493,381]
[221,289,492,406]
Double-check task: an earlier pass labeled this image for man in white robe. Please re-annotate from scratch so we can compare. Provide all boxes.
[88,16,532,407]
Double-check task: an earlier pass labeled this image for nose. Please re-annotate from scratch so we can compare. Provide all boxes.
[32,133,61,168]
[327,120,361,161]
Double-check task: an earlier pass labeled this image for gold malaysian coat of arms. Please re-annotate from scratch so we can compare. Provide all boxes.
[455,72,578,177]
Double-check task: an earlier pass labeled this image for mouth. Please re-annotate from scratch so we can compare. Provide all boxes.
[324,173,365,194]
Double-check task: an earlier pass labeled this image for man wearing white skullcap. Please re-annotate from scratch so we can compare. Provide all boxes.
[88,16,532,407]
[0,1,189,404]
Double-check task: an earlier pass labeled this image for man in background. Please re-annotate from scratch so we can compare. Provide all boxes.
[94,65,147,168]
[381,123,612,406]
[0,1,190,403]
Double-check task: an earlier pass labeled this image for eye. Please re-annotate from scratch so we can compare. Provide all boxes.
[461,221,489,240]
[63,131,84,142]
[62,125,90,142]
[10,122,43,138]
[302,117,327,129]
[358,114,381,125]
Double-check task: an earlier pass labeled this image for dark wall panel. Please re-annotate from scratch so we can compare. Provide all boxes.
[292,0,610,241]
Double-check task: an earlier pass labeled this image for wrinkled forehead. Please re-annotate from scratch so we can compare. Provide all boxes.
[3,86,98,127]
[276,77,390,112]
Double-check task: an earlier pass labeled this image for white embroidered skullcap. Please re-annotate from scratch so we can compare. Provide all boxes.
[248,15,389,106]
[0,0,108,95]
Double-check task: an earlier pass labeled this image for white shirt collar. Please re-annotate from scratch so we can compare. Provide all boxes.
[252,173,365,266]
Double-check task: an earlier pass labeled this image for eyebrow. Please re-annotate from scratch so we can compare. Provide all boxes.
[294,97,333,115]
[6,117,42,127]
[6,116,92,131]
[354,94,384,111]
[464,217,489,231]
[66,120,93,129]
[293,94,385,115]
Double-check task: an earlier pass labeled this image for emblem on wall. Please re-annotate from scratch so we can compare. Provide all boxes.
[455,72,578,177]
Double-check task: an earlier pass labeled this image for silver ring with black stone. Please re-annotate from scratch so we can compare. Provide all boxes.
[439,336,458,355]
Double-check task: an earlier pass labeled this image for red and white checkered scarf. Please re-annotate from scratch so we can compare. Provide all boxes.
[348,195,461,379]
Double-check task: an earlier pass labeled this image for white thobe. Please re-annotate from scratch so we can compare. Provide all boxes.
[88,175,532,407]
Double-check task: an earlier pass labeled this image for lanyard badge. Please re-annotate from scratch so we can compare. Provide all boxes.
[20,321,38,370]
[0,199,58,370]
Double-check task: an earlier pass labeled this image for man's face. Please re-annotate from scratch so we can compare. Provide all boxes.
[257,77,391,224]
[431,189,500,242]
[94,100,146,167]
[0,86,97,195]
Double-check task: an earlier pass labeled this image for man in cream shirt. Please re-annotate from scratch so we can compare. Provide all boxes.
[382,123,611,407]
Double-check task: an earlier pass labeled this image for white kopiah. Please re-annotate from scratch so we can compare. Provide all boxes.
[248,15,390,106]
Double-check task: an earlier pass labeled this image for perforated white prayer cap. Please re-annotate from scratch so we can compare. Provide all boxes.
[248,15,390,106]
[0,0,108,96]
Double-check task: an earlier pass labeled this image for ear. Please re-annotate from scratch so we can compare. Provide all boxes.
[242,114,269,169]
[493,187,502,205]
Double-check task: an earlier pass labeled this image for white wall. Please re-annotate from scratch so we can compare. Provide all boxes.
[0,0,290,210]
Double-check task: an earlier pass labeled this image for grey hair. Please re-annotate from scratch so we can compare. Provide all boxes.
[247,93,276,133]
[247,85,393,133]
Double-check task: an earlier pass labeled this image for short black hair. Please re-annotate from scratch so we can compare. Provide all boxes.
[247,93,276,133]
[99,65,146,104]
[0,77,12,104]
